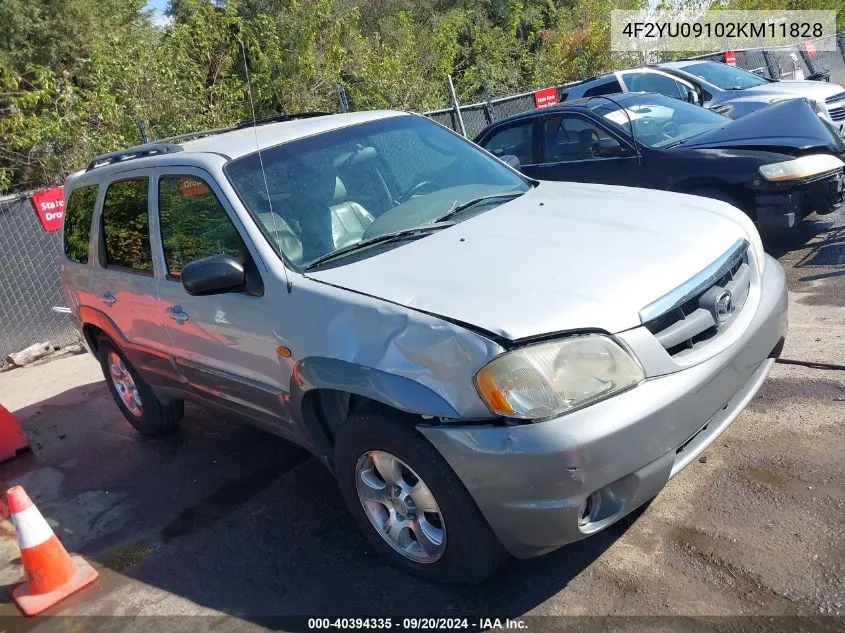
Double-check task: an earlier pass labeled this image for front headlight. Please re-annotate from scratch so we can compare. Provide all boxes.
[759,154,844,182]
[474,335,645,420]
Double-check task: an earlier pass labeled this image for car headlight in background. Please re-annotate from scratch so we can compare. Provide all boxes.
[474,335,645,420]
[759,154,844,182]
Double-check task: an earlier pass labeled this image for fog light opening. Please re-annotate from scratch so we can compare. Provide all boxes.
[578,491,601,527]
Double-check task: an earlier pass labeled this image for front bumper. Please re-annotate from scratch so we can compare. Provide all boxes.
[755,169,845,233]
[420,256,788,559]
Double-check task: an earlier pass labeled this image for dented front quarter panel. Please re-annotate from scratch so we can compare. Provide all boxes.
[286,275,504,420]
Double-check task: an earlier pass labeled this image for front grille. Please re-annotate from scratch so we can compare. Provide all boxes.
[825,93,845,122]
[641,240,751,358]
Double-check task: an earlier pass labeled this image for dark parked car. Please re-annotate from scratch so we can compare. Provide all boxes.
[475,93,845,235]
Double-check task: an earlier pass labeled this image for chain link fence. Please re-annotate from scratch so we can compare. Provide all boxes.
[0,194,79,359]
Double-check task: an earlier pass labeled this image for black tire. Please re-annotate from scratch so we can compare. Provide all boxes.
[98,338,183,436]
[333,403,508,584]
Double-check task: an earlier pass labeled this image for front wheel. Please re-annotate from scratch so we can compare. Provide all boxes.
[98,339,183,436]
[686,186,744,212]
[333,404,507,584]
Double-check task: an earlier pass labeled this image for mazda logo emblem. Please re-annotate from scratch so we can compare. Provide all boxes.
[714,290,734,324]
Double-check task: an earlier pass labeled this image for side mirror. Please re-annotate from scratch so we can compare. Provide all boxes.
[500,154,522,171]
[181,254,246,296]
[593,138,628,158]
[685,88,699,105]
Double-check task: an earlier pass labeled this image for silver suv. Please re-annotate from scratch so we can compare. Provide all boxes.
[60,111,788,584]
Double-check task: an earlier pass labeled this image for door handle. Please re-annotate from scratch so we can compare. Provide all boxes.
[99,292,116,305]
[166,306,189,322]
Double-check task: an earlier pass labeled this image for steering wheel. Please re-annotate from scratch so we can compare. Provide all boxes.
[660,121,679,140]
[399,180,440,202]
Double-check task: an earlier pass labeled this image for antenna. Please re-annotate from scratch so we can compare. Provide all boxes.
[586,95,643,168]
[240,38,292,293]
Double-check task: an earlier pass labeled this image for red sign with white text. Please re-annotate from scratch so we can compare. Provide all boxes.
[534,87,558,108]
[725,51,737,66]
[804,41,817,57]
[31,186,65,232]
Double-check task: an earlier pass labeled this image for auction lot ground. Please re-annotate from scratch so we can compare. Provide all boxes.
[0,214,843,631]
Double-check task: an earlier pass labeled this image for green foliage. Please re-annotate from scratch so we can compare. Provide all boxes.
[0,0,820,193]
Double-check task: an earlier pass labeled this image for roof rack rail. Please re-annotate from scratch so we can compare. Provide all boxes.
[160,111,332,144]
[86,143,183,171]
[84,112,333,170]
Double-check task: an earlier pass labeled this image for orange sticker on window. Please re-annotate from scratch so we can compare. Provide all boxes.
[178,179,211,197]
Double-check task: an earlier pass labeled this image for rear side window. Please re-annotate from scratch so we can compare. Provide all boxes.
[158,175,247,277]
[481,122,535,165]
[101,178,152,274]
[584,79,623,98]
[63,185,98,264]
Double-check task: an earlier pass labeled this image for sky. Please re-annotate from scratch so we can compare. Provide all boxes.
[145,0,171,27]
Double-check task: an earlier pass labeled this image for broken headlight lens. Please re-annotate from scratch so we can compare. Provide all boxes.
[759,154,844,182]
[474,335,645,420]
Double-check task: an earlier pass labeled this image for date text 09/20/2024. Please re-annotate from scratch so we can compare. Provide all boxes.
[307,618,528,630]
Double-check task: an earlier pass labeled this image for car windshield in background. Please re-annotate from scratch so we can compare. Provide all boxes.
[225,115,528,269]
[589,95,728,149]
[683,62,769,90]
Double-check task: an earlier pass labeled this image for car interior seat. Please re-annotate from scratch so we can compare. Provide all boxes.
[329,177,375,250]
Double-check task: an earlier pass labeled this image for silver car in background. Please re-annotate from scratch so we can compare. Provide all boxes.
[657,60,845,125]
[60,111,788,584]
[563,61,845,126]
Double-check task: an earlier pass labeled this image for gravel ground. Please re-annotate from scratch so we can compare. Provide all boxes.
[0,214,842,631]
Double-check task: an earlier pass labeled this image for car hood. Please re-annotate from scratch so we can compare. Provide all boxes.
[740,80,845,100]
[683,99,845,153]
[305,182,751,341]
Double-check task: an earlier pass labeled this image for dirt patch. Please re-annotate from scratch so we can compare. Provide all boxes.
[109,540,154,572]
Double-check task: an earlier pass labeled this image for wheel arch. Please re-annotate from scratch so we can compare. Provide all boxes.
[291,357,462,467]
[673,178,755,216]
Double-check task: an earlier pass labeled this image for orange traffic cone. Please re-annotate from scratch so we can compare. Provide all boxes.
[7,486,98,616]
[0,405,29,462]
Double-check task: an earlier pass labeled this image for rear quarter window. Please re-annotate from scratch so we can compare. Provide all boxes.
[584,80,623,98]
[63,185,99,264]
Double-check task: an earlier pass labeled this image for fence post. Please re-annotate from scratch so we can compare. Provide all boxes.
[336,84,350,113]
[482,80,494,125]
[447,75,467,137]
[838,32,845,66]
[798,44,818,77]
[137,119,149,144]
[761,50,780,80]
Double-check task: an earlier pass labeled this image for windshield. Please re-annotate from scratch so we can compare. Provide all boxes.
[589,94,728,148]
[682,62,768,90]
[225,115,529,269]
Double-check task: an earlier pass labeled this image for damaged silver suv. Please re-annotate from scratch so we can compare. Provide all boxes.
[60,111,788,584]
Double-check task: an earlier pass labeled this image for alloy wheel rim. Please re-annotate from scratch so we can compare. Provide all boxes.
[108,352,143,417]
[355,450,446,563]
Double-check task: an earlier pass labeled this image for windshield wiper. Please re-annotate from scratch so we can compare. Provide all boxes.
[304,223,453,270]
[433,191,525,223]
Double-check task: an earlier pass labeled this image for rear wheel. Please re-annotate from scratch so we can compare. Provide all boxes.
[334,403,508,584]
[98,339,183,436]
